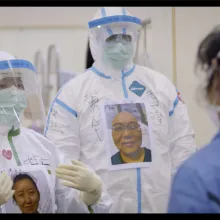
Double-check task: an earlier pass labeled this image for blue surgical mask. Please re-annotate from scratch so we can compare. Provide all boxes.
[0,86,27,128]
[103,40,134,70]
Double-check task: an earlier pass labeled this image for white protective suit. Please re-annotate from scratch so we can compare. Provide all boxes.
[44,7,197,213]
[0,52,112,213]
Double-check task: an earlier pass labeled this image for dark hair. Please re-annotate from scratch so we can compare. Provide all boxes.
[86,40,94,69]
[12,173,40,204]
[196,26,220,103]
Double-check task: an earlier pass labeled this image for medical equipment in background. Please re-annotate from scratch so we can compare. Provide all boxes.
[134,18,153,69]
[46,44,60,112]
[34,45,77,112]
[34,50,47,107]
[46,45,78,112]
[32,45,77,134]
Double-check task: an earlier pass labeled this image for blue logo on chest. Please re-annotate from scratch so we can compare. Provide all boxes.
[129,81,146,97]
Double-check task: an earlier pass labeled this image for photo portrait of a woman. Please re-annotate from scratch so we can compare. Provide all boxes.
[12,173,40,214]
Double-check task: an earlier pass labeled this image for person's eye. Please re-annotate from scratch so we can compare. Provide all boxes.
[129,124,139,130]
[130,126,137,130]
[18,194,24,197]
[114,126,123,131]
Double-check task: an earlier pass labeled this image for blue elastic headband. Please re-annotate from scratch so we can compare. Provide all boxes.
[0,59,35,72]
[88,15,142,29]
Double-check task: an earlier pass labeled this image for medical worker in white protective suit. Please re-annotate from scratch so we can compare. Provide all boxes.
[45,7,197,213]
[0,51,112,213]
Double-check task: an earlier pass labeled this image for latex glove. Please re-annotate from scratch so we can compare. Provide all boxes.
[56,160,102,206]
[0,172,15,206]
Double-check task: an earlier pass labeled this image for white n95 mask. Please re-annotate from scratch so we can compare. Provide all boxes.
[0,86,27,129]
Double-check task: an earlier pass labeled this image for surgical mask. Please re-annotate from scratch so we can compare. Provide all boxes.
[103,40,134,70]
[207,105,220,128]
[0,86,27,130]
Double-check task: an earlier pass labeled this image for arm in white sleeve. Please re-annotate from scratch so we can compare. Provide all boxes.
[167,85,197,176]
[44,84,81,164]
[44,82,113,213]
[55,179,90,213]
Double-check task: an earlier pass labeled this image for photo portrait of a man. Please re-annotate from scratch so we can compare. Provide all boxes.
[103,102,152,170]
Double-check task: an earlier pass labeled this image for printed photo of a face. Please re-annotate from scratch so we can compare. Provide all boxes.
[0,166,55,213]
[12,174,40,214]
[103,102,152,170]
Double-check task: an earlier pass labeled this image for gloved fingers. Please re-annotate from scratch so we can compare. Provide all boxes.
[0,172,7,185]
[5,190,15,202]
[57,164,80,172]
[71,160,87,168]
[60,180,79,190]
[3,178,13,194]
[56,168,78,177]
[2,174,12,192]
[56,173,78,184]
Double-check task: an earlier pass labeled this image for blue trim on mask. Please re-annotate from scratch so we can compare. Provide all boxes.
[0,59,36,72]
[121,65,142,213]
[169,95,179,117]
[88,15,141,29]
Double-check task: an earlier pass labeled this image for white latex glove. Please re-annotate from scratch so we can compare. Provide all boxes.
[56,160,102,206]
[0,172,15,206]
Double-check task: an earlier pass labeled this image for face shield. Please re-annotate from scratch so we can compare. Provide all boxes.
[0,59,46,134]
[89,15,142,70]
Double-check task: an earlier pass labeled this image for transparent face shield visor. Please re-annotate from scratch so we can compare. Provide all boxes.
[90,22,141,64]
[0,59,46,133]
[90,22,141,46]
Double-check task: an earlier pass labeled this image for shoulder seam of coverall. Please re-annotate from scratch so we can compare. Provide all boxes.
[55,98,78,118]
